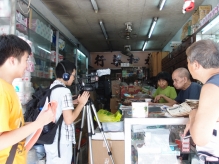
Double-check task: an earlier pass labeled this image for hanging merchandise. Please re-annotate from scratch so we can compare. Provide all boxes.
[12,38,35,106]
[182,0,195,14]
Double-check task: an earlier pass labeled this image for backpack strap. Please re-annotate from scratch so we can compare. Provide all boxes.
[6,143,18,164]
[6,122,22,164]
[48,84,66,102]
[49,84,65,157]
[57,114,63,158]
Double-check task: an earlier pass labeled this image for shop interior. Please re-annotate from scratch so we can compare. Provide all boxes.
[2,0,219,163]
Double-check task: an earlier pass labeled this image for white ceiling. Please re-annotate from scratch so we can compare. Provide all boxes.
[41,0,205,52]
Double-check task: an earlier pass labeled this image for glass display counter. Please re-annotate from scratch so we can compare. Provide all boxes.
[124,109,190,164]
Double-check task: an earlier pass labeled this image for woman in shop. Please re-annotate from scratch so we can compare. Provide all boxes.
[152,71,177,103]
[184,40,219,163]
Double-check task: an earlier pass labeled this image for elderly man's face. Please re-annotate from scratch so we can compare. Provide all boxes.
[172,71,185,90]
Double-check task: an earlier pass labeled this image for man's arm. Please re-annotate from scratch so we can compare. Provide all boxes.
[190,84,219,146]
[0,109,54,150]
[63,91,90,125]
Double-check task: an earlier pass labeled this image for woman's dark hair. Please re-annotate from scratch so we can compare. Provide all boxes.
[55,60,76,78]
[0,34,31,66]
[156,71,173,86]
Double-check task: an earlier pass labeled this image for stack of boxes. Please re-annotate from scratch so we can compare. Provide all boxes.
[181,5,212,40]
[192,5,212,26]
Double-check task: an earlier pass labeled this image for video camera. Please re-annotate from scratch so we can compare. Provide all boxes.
[77,69,111,93]
[77,72,99,93]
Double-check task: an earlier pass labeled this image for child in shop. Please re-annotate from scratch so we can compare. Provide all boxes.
[153,71,177,103]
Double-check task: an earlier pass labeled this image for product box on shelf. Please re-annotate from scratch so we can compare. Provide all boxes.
[181,20,192,41]
[192,5,212,25]
[89,140,124,164]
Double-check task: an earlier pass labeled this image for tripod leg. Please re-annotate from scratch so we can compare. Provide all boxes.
[90,102,115,164]
[88,103,95,135]
[76,106,86,164]
[87,105,94,164]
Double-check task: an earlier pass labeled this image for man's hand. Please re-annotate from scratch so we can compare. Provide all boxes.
[36,108,55,127]
[73,99,79,104]
[183,121,190,137]
[183,109,197,137]
[78,91,90,106]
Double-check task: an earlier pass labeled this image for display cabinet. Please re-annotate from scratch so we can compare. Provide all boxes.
[15,1,57,88]
[124,111,190,164]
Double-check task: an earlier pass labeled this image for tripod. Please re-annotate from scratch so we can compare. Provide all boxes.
[75,98,115,164]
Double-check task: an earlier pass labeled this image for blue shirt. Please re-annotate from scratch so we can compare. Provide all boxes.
[175,82,202,103]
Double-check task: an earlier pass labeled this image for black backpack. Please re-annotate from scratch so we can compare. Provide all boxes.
[24,84,65,157]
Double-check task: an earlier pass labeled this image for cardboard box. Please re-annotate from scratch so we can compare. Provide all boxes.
[192,5,212,25]
[89,140,125,164]
[181,20,192,40]
[111,109,118,114]
[92,129,124,140]
[110,98,119,111]
[111,80,120,95]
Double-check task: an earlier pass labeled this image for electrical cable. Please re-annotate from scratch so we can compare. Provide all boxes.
[17,0,31,15]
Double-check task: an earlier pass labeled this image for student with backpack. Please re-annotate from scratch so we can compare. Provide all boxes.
[44,60,89,164]
[0,35,55,164]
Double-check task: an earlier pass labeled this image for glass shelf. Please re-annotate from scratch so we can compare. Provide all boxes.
[32,76,54,81]
[34,53,55,64]
[0,17,11,25]
[16,21,51,48]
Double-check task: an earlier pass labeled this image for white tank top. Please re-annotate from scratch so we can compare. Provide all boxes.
[196,123,219,157]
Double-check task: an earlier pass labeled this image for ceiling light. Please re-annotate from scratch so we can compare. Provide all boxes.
[159,0,167,10]
[91,0,98,13]
[38,46,50,53]
[142,41,148,51]
[148,17,158,39]
[201,15,219,34]
[77,49,86,57]
[99,21,108,40]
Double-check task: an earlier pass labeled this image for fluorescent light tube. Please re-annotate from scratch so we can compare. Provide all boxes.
[159,0,167,10]
[202,15,219,34]
[91,0,98,13]
[142,41,148,51]
[38,46,50,53]
[77,49,86,57]
[148,18,158,39]
[99,21,108,40]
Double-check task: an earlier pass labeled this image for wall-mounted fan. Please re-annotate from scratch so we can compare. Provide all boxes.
[121,45,133,56]
[119,22,137,40]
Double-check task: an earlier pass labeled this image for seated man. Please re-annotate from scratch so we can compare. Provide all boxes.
[155,67,201,106]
